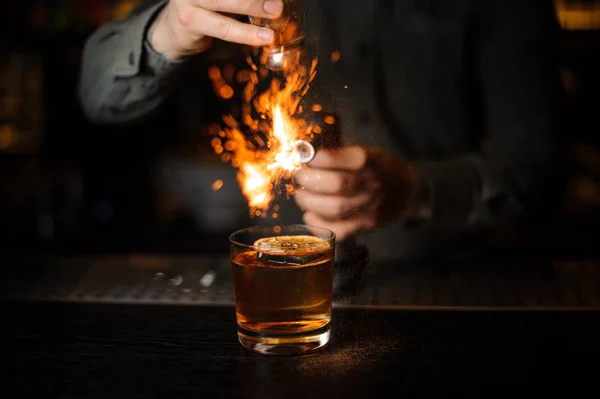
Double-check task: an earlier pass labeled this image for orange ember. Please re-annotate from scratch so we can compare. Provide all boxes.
[330,50,341,63]
[208,51,321,217]
[212,179,224,191]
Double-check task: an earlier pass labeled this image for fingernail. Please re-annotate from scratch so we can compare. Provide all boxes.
[258,28,274,43]
[263,0,283,16]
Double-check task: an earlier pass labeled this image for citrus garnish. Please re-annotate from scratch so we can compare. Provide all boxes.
[253,235,331,256]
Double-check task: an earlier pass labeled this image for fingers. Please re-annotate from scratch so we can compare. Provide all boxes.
[294,168,365,195]
[294,190,373,220]
[189,6,275,46]
[154,0,283,58]
[309,146,368,171]
[303,212,374,243]
[193,0,283,18]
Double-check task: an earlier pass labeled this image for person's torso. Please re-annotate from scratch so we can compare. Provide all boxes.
[304,0,482,160]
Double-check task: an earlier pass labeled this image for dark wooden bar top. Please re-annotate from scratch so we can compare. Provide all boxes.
[4,254,600,396]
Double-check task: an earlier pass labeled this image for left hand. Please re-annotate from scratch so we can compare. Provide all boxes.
[293,145,422,242]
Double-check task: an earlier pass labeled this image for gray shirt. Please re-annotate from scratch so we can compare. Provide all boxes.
[78,0,564,261]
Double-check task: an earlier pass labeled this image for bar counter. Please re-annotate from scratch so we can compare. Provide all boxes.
[4,254,600,396]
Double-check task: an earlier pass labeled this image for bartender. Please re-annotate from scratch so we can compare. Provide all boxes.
[78,0,565,261]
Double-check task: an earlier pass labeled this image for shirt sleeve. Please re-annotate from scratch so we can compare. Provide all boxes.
[413,0,565,229]
[77,0,188,125]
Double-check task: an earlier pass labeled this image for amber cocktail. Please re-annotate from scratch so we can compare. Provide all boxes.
[230,225,335,355]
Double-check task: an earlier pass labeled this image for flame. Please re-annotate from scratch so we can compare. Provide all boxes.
[208,51,320,217]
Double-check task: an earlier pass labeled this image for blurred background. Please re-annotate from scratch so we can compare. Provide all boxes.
[0,0,599,256]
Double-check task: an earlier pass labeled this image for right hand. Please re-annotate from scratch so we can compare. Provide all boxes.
[149,0,283,60]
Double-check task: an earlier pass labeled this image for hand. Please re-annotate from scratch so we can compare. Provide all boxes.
[293,146,423,242]
[149,0,283,60]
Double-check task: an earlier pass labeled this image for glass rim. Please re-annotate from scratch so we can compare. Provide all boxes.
[229,224,335,250]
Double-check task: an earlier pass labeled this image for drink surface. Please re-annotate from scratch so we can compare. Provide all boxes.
[232,235,334,334]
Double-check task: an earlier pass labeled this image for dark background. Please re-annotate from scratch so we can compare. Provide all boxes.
[0,0,599,256]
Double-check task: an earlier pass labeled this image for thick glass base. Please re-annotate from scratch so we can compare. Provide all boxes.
[237,324,330,356]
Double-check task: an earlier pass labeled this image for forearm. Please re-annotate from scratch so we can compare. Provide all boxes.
[77,1,187,124]
[413,138,564,230]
